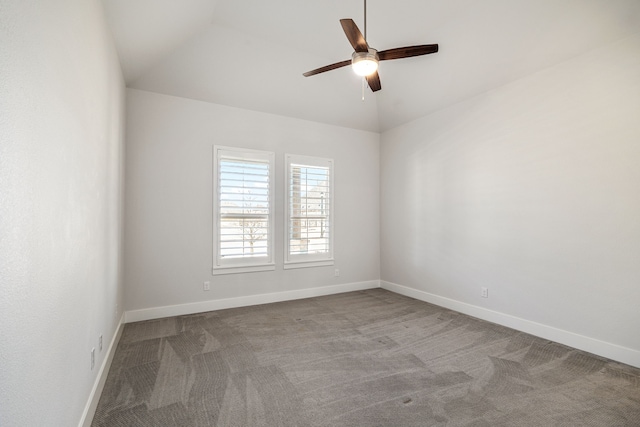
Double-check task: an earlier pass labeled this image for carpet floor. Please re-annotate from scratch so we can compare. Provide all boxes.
[92,289,640,426]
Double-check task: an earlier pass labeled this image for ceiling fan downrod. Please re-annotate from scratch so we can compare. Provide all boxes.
[364,0,367,41]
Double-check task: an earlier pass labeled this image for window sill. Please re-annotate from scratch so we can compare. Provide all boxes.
[212,263,275,275]
[283,259,334,270]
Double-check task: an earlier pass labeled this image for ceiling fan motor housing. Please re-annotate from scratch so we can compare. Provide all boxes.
[351,48,379,76]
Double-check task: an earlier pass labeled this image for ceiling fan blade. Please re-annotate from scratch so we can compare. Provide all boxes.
[340,19,369,52]
[303,59,351,77]
[378,44,439,61]
[366,71,381,92]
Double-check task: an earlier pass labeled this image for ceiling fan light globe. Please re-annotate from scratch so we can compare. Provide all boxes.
[351,49,379,76]
[352,59,378,76]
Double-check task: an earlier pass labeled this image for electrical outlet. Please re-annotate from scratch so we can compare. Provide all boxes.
[91,348,95,370]
[481,287,489,298]
[99,335,103,351]
[334,269,340,277]
[203,281,210,291]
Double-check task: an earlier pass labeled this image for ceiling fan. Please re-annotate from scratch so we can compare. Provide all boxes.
[303,0,439,92]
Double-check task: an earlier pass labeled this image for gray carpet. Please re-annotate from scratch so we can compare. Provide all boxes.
[92,289,640,426]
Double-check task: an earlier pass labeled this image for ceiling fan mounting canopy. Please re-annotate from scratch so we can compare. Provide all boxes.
[302,2,439,93]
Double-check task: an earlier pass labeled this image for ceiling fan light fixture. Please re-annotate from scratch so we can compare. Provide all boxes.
[351,49,379,76]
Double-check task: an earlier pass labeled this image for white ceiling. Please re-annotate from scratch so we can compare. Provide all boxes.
[102,0,640,132]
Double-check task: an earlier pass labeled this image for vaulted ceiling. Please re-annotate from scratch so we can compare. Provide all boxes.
[102,0,640,132]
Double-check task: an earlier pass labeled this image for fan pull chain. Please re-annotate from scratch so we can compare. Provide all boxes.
[361,0,369,102]
[363,0,367,101]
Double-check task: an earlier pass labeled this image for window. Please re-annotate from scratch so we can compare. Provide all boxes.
[284,154,334,269]
[213,146,275,274]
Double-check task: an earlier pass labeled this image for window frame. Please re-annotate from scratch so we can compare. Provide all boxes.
[213,145,276,275]
[284,154,334,269]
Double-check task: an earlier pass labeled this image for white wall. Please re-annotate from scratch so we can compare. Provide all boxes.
[0,1,125,426]
[380,33,640,367]
[124,89,380,316]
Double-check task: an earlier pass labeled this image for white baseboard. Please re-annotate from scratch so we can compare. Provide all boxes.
[381,281,640,369]
[78,313,125,427]
[125,280,381,323]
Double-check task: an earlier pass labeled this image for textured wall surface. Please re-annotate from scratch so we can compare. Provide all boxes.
[0,1,125,426]
[124,89,380,312]
[380,33,640,363]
